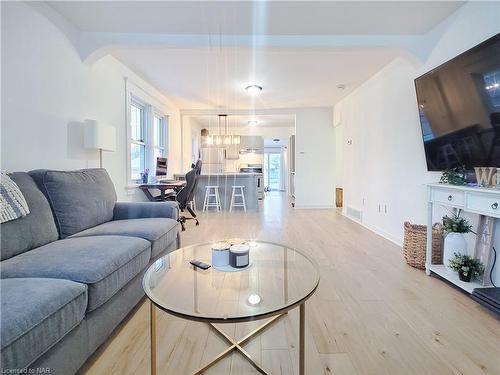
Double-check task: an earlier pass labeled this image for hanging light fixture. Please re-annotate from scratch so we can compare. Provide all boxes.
[216,114,240,145]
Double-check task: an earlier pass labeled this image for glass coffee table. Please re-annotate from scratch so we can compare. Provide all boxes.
[143,240,320,375]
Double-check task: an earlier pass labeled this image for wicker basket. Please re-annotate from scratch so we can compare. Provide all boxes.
[403,222,443,270]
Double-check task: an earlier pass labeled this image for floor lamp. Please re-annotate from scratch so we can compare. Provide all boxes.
[84,120,117,168]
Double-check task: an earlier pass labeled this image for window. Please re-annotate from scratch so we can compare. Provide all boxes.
[153,114,167,160]
[130,101,146,182]
[127,93,168,183]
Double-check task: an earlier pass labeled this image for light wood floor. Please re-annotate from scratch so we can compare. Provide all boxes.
[82,192,500,375]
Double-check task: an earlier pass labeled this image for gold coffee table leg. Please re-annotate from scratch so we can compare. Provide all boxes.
[152,303,307,375]
[299,302,305,375]
[192,345,236,374]
[150,301,156,375]
[192,313,286,375]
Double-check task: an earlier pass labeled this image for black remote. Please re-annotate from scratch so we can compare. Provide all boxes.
[190,259,211,270]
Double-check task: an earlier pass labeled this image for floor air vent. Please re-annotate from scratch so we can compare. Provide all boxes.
[346,206,362,222]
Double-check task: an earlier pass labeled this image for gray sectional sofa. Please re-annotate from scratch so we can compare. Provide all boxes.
[0,169,180,374]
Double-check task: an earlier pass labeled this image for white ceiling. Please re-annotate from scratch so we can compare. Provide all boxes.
[189,114,295,128]
[47,1,463,35]
[45,1,465,110]
[112,46,398,109]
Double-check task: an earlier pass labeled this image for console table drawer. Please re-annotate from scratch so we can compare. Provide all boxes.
[431,188,465,206]
[467,193,500,217]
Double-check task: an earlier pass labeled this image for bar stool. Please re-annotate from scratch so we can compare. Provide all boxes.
[203,186,221,211]
[229,186,247,212]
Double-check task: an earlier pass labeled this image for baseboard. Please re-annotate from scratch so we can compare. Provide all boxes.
[294,204,336,209]
[342,212,403,247]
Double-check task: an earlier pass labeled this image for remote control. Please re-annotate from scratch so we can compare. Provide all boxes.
[190,259,211,270]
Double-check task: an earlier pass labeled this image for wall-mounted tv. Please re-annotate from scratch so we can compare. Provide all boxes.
[415,33,500,171]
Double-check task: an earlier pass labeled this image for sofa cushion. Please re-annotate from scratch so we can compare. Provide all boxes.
[0,236,151,312]
[71,218,179,258]
[29,169,117,238]
[0,278,87,370]
[1,173,58,260]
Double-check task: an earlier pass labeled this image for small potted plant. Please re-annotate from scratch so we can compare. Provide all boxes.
[439,166,467,185]
[448,253,484,282]
[442,215,472,272]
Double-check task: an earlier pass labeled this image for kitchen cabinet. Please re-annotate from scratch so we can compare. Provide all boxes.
[240,136,264,152]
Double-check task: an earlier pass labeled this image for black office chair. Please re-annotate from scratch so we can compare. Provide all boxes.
[194,159,202,172]
[167,167,200,231]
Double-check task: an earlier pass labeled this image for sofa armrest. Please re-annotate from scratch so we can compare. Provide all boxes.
[113,201,179,221]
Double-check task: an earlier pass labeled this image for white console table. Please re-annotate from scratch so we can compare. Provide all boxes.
[426,183,500,293]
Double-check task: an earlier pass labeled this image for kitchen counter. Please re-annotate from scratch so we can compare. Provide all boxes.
[195,173,262,210]
[200,172,263,176]
[174,172,262,179]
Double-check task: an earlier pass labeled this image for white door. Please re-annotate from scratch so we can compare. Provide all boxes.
[264,152,283,191]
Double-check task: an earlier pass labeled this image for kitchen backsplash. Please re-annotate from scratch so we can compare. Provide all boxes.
[225,153,264,172]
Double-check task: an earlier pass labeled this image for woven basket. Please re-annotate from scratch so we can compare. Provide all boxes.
[403,222,443,270]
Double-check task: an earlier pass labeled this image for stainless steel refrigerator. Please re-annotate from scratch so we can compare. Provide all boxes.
[200,148,225,174]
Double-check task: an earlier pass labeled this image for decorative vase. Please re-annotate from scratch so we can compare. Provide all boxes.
[212,242,230,267]
[458,270,472,282]
[443,232,467,271]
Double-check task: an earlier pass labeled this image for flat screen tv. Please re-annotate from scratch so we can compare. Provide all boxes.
[415,33,500,171]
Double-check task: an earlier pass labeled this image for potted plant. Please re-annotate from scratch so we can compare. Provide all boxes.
[448,253,484,282]
[442,214,472,272]
[439,166,467,185]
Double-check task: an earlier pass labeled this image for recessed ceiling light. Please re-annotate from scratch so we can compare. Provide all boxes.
[248,120,258,126]
[337,84,346,90]
[245,85,263,95]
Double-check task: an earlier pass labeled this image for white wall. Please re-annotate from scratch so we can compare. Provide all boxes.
[232,125,295,140]
[295,107,335,208]
[181,116,202,171]
[334,122,344,188]
[340,57,430,243]
[1,2,182,201]
[337,0,500,284]
[339,1,500,244]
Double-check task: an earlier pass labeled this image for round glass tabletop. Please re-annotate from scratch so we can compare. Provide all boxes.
[143,240,320,322]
